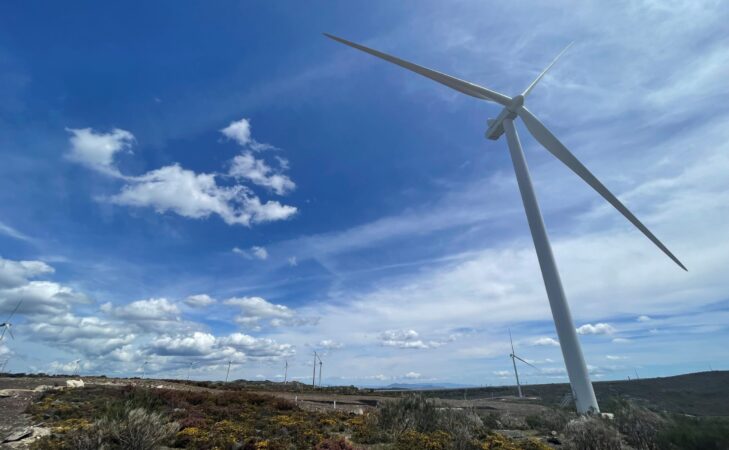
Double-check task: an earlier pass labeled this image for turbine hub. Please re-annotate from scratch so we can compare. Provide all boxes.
[509,95,524,111]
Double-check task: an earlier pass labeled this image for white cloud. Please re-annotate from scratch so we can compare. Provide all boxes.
[605,355,626,360]
[612,338,631,344]
[319,339,343,350]
[0,221,34,243]
[109,164,296,226]
[224,296,314,330]
[101,298,181,331]
[493,370,511,377]
[637,315,652,322]
[251,246,268,260]
[229,152,295,195]
[379,329,429,349]
[220,118,275,151]
[576,323,616,335]
[403,371,421,379]
[220,332,294,358]
[234,246,273,263]
[66,127,134,176]
[220,118,252,147]
[531,337,560,347]
[0,256,54,289]
[149,332,217,356]
[184,294,215,308]
[288,256,298,266]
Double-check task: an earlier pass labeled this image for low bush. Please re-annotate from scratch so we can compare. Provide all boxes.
[32,405,178,450]
[525,408,572,433]
[314,436,355,450]
[657,415,729,450]
[563,416,621,450]
[608,398,665,449]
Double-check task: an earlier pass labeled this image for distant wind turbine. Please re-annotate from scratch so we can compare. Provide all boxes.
[187,362,195,382]
[284,359,288,384]
[509,330,539,398]
[312,351,318,387]
[225,360,232,383]
[318,354,323,387]
[1,299,23,341]
[141,360,149,379]
[324,33,686,414]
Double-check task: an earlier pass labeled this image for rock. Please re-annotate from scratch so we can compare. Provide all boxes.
[0,389,13,398]
[600,412,615,420]
[551,430,558,436]
[547,436,562,445]
[66,379,85,388]
[2,427,32,443]
[33,385,53,392]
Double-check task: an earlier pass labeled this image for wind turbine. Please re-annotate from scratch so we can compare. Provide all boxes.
[312,351,317,387]
[187,361,195,382]
[225,360,232,383]
[324,34,686,414]
[284,359,288,384]
[1,299,23,341]
[509,330,538,398]
[318,354,323,387]
[72,359,81,377]
[141,360,149,379]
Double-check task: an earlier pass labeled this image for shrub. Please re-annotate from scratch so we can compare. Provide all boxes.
[315,437,355,450]
[657,415,729,450]
[395,430,452,450]
[98,405,179,450]
[525,408,572,433]
[378,395,440,438]
[563,416,621,450]
[437,408,484,450]
[609,398,665,449]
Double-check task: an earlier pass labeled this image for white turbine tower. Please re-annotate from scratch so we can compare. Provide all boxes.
[325,34,686,414]
[312,351,318,387]
[187,362,195,382]
[225,360,232,383]
[509,330,539,398]
[1,299,23,341]
[141,360,149,379]
[318,354,323,387]
[284,359,288,384]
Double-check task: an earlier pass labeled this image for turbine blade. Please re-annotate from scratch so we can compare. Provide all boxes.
[324,33,511,106]
[513,355,539,371]
[518,106,687,271]
[522,42,574,98]
[509,329,515,354]
[5,299,23,322]
[7,328,13,340]
[0,327,5,340]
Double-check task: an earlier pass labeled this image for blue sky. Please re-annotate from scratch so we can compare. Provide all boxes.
[1,1,728,385]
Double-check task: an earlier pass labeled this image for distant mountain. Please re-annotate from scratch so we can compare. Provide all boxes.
[376,382,477,390]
